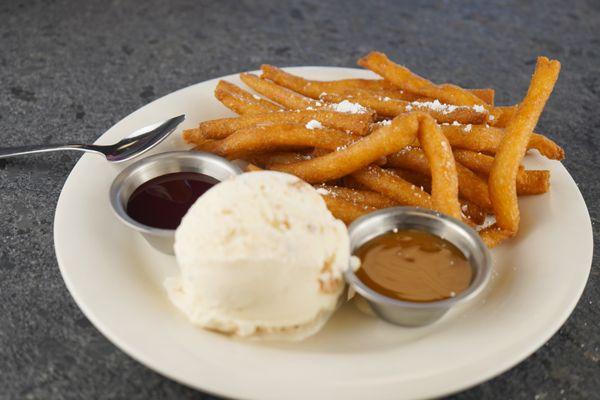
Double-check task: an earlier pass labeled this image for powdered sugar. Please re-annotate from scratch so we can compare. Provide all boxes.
[328,100,368,114]
[407,99,487,115]
[315,187,330,195]
[305,119,323,130]
[411,99,458,114]
[464,124,472,132]
[376,119,392,126]
[398,145,414,155]
[477,215,497,231]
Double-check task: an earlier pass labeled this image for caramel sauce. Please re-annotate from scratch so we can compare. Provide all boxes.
[355,230,472,302]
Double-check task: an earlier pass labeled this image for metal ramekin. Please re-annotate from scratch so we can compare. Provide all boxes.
[345,207,492,327]
[109,151,242,255]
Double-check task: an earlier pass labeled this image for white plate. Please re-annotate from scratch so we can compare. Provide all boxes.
[54,67,593,400]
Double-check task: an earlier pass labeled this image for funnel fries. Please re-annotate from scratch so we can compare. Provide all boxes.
[215,80,282,115]
[240,73,321,110]
[440,124,564,160]
[358,52,488,108]
[320,91,487,124]
[183,51,563,247]
[489,57,561,235]
[186,109,373,140]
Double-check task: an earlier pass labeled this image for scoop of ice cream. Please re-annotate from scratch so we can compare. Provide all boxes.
[166,171,349,340]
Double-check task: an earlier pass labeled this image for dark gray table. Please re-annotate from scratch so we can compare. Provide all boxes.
[1,0,598,399]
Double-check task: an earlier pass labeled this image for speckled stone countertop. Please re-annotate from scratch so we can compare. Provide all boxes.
[0,0,598,399]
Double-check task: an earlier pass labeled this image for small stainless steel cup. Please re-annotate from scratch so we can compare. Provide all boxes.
[109,151,242,254]
[345,207,492,327]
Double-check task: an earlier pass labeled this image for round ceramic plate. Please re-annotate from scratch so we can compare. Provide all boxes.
[54,67,593,400]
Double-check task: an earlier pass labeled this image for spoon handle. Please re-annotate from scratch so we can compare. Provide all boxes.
[0,144,103,159]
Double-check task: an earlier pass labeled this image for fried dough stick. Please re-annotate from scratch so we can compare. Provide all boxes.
[470,89,495,106]
[319,179,474,226]
[479,225,514,248]
[386,148,492,210]
[453,149,521,175]
[388,168,487,225]
[252,149,388,169]
[245,163,263,172]
[272,113,420,182]
[274,113,461,218]
[184,109,374,141]
[196,124,356,160]
[314,185,398,209]
[240,73,323,110]
[416,116,462,219]
[352,165,433,209]
[215,88,271,115]
[250,151,313,166]
[453,150,550,195]
[387,168,431,192]
[260,64,495,105]
[440,124,564,160]
[489,56,561,237]
[320,91,487,124]
[402,89,495,106]
[261,64,421,101]
[490,105,518,127]
[388,168,486,225]
[339,173,432,208]
[214,80,282,115]
[358,52,489,108]
[320,195,376,225]
[461,200,488,226]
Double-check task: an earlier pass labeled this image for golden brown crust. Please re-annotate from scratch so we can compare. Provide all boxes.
[440,124,564,160]
[320,90,488,124]
[186,109,374,140]
[489,57,561,233]
[358,51,488,108]
[386,148,492,210]
[182,52,564,248]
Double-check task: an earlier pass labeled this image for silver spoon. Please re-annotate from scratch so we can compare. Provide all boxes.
[0,114,185,163]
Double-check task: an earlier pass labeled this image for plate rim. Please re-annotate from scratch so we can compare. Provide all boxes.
[53,66,594,400]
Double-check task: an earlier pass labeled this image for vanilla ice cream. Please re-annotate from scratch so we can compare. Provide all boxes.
[165,171,350,340]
